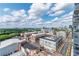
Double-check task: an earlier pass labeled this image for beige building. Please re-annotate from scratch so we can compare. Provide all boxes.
[29,33,46,43]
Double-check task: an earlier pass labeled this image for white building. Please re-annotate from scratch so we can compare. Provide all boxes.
[0,38,21,56]
[39,36,63,52]
[41,27,52,33]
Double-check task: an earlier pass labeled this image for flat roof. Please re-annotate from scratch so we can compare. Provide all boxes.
[0,38,20,49]
[40,36,62,42]
[23,42,38,50]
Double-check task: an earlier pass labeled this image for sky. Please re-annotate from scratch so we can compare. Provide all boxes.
[0,3,74,28]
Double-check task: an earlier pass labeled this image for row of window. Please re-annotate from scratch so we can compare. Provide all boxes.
[40,39,56,48]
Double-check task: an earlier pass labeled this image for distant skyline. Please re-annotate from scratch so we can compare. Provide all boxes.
[0,3,74,28]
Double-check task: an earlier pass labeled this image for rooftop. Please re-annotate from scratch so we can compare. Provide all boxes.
[23,42,39,50]
[0,38,20,49]
[31,33,46,38]
[40,35,62,42]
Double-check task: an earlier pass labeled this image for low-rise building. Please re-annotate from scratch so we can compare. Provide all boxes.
[29,33,46,43]
[24,32,37,37]
[56,31,66,41]
[0,37,28,56]
[41,27,52,33]
[39,35,63,52]
[0,38,21,56]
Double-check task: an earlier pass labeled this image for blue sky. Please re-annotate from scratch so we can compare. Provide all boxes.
[0,3,32,16]
[0,3,74,28]
[0,3,32,10]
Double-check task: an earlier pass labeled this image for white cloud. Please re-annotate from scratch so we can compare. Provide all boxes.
[28,3,52,20]
[61,11,73,19]
[0,9,28,28]
[0,4,52,28]
[51,17,58,22]
[0,12,28,28]
[48,3,73,17]
[31,18,43,24]
[45,21,51,24]
[11,9,26,17]
[3,8,10,12]
[0,15,20,23]
[51,11,73,28]
[0,3,74,28]
[44,10,74,28]
[53,3,71,11]
[49,10,65,16]
[24,3,52,28]
[50,3,72,12]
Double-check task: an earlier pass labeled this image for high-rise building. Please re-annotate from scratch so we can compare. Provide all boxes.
[73,3,79,56]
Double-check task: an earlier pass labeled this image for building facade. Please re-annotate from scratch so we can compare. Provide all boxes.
[39,36,63,52]
[73,3,79,56]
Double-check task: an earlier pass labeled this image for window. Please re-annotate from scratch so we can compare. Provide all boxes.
[14,50,18,53]
[74,35,78,38]
[74,26,76,29]
[45,41,47,43]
